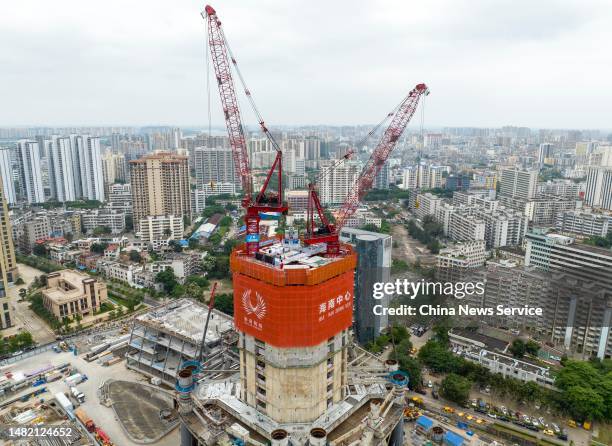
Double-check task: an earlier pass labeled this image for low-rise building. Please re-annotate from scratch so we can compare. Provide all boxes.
[138,215,184,243]
[448,329,555,386]
[81,209,126,235]
[556,209,612,237]
[42,269,108,319]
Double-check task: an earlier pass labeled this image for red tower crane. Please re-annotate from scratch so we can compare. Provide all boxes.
[203,5,286,256]
[305,83,429,255]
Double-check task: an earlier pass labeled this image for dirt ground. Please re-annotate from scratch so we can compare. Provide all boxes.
[390,223,437,266]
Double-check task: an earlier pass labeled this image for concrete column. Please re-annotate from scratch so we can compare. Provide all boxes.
[388,418,404,446]
[181,424,196,446]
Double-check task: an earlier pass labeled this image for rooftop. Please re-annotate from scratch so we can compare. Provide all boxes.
[450,328,509,352]
[135,298,233,345]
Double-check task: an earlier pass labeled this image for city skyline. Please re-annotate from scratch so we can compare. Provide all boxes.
[2,0,611,128]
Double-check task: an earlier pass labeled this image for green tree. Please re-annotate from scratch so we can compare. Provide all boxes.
[90,242,108,254]
[184,282,203,300]
[155,269,179,294]
[509,339,526,358]
[564,385,605,421]
[418,340,459,373]
[93,226,112,236]
[525,339,540,356]
[398,356,422,390]
[440,373,472,405]
[555,360,602,390]
[33,244,48,256]
[214,293,234,315]
[128,250,142,263]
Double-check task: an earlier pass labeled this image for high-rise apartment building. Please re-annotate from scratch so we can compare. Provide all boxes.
[16,140,45,204]
[319,161,361,205]
[374,162,390,190]
[585,167,612,210]
[339,228,392,344]
[400,163,446,190]
[538,143,553,166]
[130,152,191,231]
[101,150,128,193]
[193,147,239,191]
[499,168,538,200]
[77,135,105,201]
[0,180,17,329]
[0,148,16,205]
[49,136,77,202]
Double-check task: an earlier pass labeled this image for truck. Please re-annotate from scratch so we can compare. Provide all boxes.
[65,373,86,387]
[74,408,95,432]
[54,392,74,413]
[70,386,85,403]
[46,370,62,382]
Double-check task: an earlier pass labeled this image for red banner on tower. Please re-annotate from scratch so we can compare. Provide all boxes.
[233,271,354,347]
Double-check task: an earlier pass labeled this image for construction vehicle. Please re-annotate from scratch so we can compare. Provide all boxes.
[304,83,429,255]
[203,5,287,256]
[411,396,424,407]
[403,407,421,421]
[74,407,95,432]
[70,386,85,403]
[95,427,113,446]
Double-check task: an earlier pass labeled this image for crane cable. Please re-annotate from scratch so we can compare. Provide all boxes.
[205,18,212,136]
[220,28,282,153]
[312,99,404,187]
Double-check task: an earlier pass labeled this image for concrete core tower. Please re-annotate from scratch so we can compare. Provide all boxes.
[230,238,356,423]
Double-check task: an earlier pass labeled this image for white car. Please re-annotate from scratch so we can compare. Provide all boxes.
[487,413,497,419]
[427,380,433,388]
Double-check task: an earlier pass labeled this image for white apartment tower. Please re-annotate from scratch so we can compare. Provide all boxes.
[49,136,77,202]
[319,161,361,205]
[499,169,538,200]
[77,135,105,201]
[193,147,239,190]
[0,148,16,205]
[585,167,612,211]
[16,140,45,204]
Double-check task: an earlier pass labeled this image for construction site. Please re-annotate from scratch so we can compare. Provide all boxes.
[171,4,430,446]
[126,299,237,387]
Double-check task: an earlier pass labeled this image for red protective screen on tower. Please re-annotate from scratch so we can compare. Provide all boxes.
[233,271,354,347]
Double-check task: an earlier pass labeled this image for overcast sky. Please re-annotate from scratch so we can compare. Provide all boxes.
[1,0,610,129]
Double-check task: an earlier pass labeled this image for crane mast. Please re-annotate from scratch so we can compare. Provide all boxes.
[203,5,286,256]
[204,5,251,203]
[305,83,429,255]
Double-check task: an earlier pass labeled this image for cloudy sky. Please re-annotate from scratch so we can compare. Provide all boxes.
[1,0,610,129]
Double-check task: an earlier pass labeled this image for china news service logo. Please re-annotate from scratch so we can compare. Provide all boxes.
[241,289,267,320]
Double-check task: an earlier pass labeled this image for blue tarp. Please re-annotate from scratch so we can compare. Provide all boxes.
[443,430,464,446]
[416,415,433,431]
